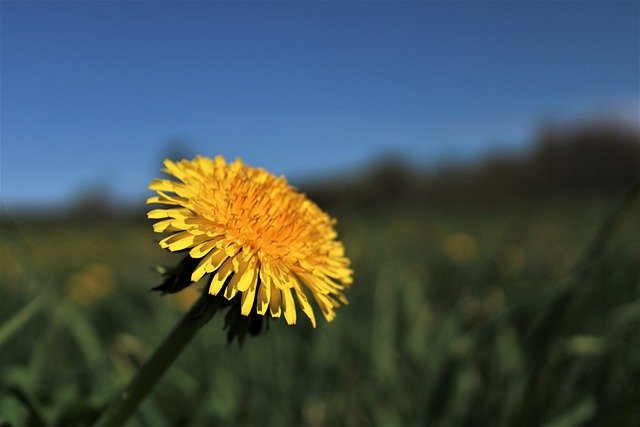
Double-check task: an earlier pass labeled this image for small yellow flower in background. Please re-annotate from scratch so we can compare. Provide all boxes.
[565,335,606,357]
[65,263,116,307]
[148,156,353,328]
[443,232,478,265]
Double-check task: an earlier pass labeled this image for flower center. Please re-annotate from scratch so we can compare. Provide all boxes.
[197,166,324,265]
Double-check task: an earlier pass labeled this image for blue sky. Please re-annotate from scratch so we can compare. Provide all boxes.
[1,1,638,207]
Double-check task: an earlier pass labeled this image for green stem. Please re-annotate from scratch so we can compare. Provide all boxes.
[94,292,218,427]
[0,294,47,348]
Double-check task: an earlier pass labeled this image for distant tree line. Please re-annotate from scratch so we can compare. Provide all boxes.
[306,121,640,208]
[21,121,638,220]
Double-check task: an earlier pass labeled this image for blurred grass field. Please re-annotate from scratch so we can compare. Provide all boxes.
[1,189,639,426]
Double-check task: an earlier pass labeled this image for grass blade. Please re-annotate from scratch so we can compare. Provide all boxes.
[0,295,46,349]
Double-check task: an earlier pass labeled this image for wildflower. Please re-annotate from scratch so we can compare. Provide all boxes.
[65,263,116,307]
[443,232,478,265]
[147,156,353,331]
[96,155,353,426]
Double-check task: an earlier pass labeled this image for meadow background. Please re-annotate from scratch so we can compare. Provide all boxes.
[1,2,639,426]
[2,122,639,426]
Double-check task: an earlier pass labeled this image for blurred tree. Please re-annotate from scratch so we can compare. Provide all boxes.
[159,136,195,165]
[367,155,413,202]
[529,122,640,193]
[68,183,117,219]
[312,120,640,208]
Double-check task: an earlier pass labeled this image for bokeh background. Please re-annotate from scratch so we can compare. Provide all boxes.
[1,2,639,426]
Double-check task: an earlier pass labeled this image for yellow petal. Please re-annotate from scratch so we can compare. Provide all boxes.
[147,196,179,205]
[170,217,213,229]
[195,155,213,173]
[298,273,331,294]
[192,251,214,282]
[240,273,258,316]
[206,250,229,273]
[337,293,349,305]
[270,265,291,290]
[269,286,282,318]
[159,231,190,248]
[149,178,180,192]
[191,249,228,282]
[160,232,209,252]
[148,209,172,219]
[281,288,297,325]
[224,277,238,300]
[172,234,210,252]
[227,258,247,292]
[235,257,258,292]
[189,240,217,259]
[209,257,234,295]
[292,280,316,328]
[148,208,191,219]
[147,190,188,206]
[153,219,180,233]
[256,268,272,315]
[314,293,336,322]
[163,159,186,181]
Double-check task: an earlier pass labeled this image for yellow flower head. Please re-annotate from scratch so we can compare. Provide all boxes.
[148,156,353,328]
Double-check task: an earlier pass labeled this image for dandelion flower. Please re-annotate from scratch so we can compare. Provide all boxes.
[147,156,353,329]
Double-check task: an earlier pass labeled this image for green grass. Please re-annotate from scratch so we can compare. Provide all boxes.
[1,193,639,426]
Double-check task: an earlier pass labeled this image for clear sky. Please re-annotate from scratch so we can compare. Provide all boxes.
[1,1,638,207]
